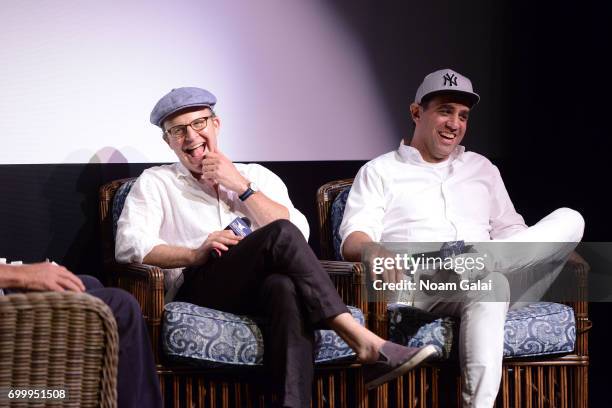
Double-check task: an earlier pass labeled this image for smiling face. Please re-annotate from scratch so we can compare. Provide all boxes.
[409,94,471,163]
[162,107,221,176]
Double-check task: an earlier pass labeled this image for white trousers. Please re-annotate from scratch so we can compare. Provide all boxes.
[413,208,585,408]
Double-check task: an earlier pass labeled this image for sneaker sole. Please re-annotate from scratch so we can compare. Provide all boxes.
[365,344,437,390]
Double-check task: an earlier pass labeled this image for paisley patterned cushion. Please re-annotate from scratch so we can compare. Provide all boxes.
[330,187,350,261]
[388,302,575,359]
[112,179,136,239]
[503,302,576,358]
[163,302,364,366]
[388,304,454,359]
[314,306,365,363]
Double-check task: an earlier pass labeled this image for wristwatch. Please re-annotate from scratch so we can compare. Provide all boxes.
[239,181,259,201]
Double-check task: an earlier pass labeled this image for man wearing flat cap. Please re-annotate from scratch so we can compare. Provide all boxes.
[340,69,585,407]
[115,87,437,407]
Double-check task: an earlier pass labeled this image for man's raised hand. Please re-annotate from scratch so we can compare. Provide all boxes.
[200,150,249,193]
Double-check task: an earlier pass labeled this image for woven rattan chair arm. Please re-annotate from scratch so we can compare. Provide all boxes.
[567,250,590,278]
[108,262,165,362]
[560,251,589,317]
[320,260,368,316]
[561,252,591,360]
[110,262,164,318]
[320,260,365,280]
[0,291,119,407]
[111,262,164,282]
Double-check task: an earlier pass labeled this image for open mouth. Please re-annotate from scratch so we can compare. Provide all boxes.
[184,142,206,158]
[438,131,456,144]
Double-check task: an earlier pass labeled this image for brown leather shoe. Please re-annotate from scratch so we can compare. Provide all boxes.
[363,342,437,390]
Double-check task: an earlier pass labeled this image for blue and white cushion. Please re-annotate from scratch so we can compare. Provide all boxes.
[163,302,364,366]
[388,302,575,359]
[112,178,136,239]
[330,188,351,261]
[503,302,575,357]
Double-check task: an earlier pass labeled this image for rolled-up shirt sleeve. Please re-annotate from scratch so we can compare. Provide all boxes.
[339,164,386,256]
[115,175,168,263]
[488,165,528,239]
[250,164,310,240]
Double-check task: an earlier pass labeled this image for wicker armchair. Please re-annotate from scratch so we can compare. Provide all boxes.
[317,178,591,408]
[0,291,118,408]
[99,177,373,408]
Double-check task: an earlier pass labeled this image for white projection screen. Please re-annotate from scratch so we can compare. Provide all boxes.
[0,0,398,164]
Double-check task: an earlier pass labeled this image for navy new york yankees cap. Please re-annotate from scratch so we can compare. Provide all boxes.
[415,69,480,107]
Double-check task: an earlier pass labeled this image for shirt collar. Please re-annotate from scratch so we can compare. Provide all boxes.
[174,162,222,196]
[176,162,195,179]
[397,140,465,166]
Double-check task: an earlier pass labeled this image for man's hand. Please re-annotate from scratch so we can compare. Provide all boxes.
[342,232,404,283]
[192,230,243,265]
[200,151,249,193]
[17,262,85,292]
[364,245,405,284]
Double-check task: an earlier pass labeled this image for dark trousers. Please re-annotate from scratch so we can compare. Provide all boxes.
[81,276,162,408]
[176,219,349,408]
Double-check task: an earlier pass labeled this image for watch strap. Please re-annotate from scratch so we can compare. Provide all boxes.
[239,186,255,201]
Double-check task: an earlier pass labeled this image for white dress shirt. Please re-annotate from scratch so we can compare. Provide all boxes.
[116,162,310,264]
[339,142,527,254]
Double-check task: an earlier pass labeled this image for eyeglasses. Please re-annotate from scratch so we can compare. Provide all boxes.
[165,116,213,141]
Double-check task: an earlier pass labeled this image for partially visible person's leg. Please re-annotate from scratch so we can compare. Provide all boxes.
[258,274,313,408]
[88,287,162,408]
[501,208,584,244]
[177,220,435,400]
[486,208,584,268]
[457,300,508,408]
[473,208,585,306]
[178,219,348,322]
[415,272,510,408]
[177,220,348,406]
[79,275,104,290]
[178,219,411,361]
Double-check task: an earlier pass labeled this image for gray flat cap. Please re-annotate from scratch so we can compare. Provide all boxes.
[415,69,480,107]
[150,87,217,127]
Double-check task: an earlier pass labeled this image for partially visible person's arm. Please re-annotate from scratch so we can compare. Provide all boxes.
[143,230,242,268]
[240,189,289,227]
[338,164,408,283]
[0,262,84,292]
[200,152,288,220]
[339,163,386,261]
[342,231,374,262]
[117,160,309,269]
[343,231,405,283]
[200,154,310,239]
[115,173,170,265]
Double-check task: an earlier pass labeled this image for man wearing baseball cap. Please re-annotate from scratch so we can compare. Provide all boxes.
[340,69,585,407]
[115,87,437,407]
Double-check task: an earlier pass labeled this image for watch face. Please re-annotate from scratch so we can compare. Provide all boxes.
[250,182,259,192]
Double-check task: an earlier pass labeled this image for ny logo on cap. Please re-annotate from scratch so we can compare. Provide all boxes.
[443,73,458,87]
